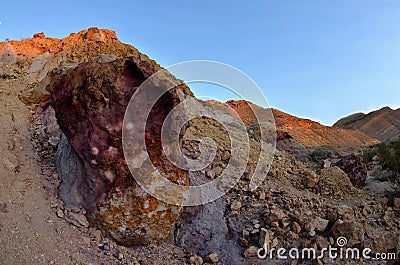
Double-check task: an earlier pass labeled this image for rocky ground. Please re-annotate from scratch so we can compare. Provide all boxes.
[0,28,399,265]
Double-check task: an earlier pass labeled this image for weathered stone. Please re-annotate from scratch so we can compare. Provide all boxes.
[259,228,270,249]
[305,217,329,232]
[265,209,286,224]
[303,171,319,188]
[189,255,203,265]
[174,194,241,263]
[55,134,83,208]
[371,233,399,254]
[239,238,249,247]
[292,221,302,234]
[243,230,250,240]
[314,236,330,249]
[243,246,258,258]
[331,221,365,247]
[56,209,64,218]
[49,56,193,245]
[231,200,242,211]
[67,212,89,228]
[393,198,400,211]
[334,154,367,188]
[204,253,219,263]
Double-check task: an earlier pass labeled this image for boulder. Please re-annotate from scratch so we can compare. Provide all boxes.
[334,155,367,188]
[48,55,193,245]
[305,216,329,233]
[331,221,365,247]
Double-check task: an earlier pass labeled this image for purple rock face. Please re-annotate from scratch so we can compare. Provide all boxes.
[48,56,192,245]
[335,154,367,188]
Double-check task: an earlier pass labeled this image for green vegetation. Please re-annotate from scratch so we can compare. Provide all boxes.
[374,140,400,195]
[310,146,333,163]
[362,149,375,164]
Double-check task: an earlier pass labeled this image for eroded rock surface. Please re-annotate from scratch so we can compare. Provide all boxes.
[334,154,367,188]
[48,55,193,245]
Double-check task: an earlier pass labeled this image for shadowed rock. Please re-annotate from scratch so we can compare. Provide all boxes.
[48,55,193,246]
[334,154,367,188]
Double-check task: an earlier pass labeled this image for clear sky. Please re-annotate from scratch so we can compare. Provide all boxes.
[0,0,399,125]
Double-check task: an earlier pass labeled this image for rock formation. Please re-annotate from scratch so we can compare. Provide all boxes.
[48,55,193,245]
[334,155,367,188]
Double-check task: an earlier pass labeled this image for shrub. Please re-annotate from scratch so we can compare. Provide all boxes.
[377,140,400,195]
[310,146,333,163]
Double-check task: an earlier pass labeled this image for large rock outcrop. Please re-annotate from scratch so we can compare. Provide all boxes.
[334,155,367,188]
[48,55,193,245]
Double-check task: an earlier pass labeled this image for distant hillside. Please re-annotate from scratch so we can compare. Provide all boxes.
[334,107,400,142]
[223,100,380,147]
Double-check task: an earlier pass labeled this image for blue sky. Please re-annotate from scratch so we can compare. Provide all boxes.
[0,0,399,125]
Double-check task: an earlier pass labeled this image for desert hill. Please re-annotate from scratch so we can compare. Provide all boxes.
[334,106,400,142]
[224,100,380,147]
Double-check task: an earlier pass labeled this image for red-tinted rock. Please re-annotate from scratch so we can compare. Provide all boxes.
[48,55,193,245]
[334,155,367,188]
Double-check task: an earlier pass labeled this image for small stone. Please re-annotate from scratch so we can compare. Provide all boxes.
[265,209,286,224]
[48,136,61,146]
[82,236,91,246]
[259,191,266,200]
[206,169,215,179]
[282,222,290,229]
[243,230,250,240]
[393,198,400,210]
[309,230,316,237]
[221,150,230,161]
[231,200,242,211]
[67,212,89,228]
[227,210,239,218]
[89,228,102,242]
[102,243,110,251]
[259,228,270,249]
[304,171,319,188]
[189,254,203,265]
[56,209,64,218]
[271,221,279,228]
[271,227,285,236]
[305,217,329,232]
[204,253,219,263]
[243,246,259,258]
[287,231,299,241]
[118,253,124,260]
[293,222,301,234]
[315,236,330,249]
[239,238,249,247]
[253,223,261,229]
